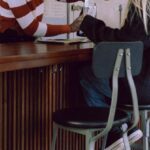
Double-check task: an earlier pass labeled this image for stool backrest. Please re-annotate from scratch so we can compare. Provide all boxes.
[92,41,143,78]
[91,41,144,140]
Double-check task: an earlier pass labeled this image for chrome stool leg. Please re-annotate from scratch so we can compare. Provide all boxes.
[121,123,131,150]
[101,134,108,150]
[51,124,58,150]
[85,131,95,150]
[141,111,149,150]
[146,117,150,150]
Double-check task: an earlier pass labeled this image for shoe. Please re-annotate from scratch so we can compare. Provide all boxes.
[128,128,143,145]
[105,127,143,150]
[104,126,124,150]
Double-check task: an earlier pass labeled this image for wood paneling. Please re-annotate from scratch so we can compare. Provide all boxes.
[0,63,99,150]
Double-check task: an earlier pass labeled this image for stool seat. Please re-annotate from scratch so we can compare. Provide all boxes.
[119,104,150,111]
[53,107,130,129]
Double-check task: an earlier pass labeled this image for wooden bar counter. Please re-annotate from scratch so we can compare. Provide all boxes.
[0,41,93,72]
[0,41,94,150]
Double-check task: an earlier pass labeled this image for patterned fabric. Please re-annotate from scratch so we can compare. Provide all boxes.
[0,0,71,36]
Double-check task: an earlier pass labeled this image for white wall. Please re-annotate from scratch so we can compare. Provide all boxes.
[43,0,68,39]
[94,0,129,29]
[44,0,67,20]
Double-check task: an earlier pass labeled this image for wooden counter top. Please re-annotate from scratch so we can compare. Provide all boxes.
[0,41,94,72]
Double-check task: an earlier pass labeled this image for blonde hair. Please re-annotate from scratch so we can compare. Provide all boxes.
[130,0,150,34]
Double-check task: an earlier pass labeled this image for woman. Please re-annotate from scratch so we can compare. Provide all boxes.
[79,0,150,149]
[0,0,84,42]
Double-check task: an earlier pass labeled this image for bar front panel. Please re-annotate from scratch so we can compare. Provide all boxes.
[0,63,102,150]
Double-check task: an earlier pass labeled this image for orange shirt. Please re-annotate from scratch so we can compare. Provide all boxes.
[0,0,71,36]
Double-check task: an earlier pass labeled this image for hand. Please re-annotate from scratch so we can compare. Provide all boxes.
[69,14,85,32]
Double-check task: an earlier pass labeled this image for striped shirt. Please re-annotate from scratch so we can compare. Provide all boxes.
[0,0,71,37]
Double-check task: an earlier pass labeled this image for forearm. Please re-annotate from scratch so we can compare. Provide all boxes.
[80,15,121,43]
[46,24,71,36]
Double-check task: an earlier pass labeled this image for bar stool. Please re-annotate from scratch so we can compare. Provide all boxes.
[51,41,143,150]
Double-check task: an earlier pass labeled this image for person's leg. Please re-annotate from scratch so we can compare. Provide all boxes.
[79,65,112,107]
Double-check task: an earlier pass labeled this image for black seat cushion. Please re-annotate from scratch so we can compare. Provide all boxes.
[119,104,150,111]
[53,107,130,129]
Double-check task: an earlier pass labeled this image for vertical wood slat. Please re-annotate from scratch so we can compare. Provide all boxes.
[3,73,7,150]
[0,73,2,150]
[25,70,29,150]
[12,72,17,149]
[0,63,102,150]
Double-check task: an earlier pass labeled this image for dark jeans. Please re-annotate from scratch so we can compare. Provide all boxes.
[0,29,35,43]
[79,65,112,107]
[79,61,150,107]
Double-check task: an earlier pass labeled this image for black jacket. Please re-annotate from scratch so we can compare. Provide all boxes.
[80,6,150,104]
[80,6,150,48]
